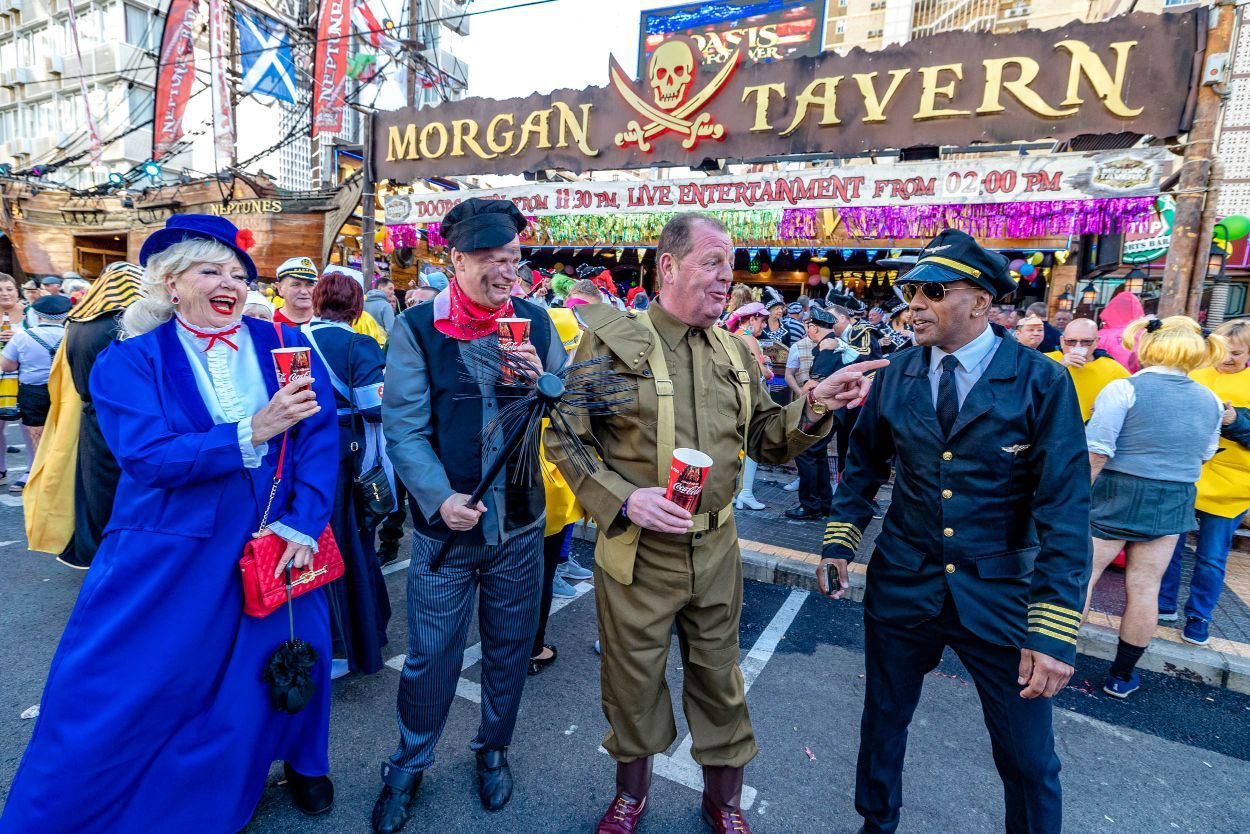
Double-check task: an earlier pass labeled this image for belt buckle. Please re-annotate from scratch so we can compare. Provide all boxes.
[707,510,720,531]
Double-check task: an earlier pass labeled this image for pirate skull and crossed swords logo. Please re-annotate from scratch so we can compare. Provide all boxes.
[609,36,744,153]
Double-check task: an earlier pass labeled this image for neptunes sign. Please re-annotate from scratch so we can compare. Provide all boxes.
[372,12,1199,180]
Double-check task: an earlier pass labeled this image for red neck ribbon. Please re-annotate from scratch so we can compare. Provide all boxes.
[176,316,241,351]
[434,278,514,341]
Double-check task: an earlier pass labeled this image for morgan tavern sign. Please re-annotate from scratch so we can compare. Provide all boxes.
[372,11,1199,181]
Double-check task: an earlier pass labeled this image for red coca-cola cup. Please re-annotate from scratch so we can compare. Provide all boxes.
[272,347,312,390]
[665,447,713,514]
[498,317,531,381]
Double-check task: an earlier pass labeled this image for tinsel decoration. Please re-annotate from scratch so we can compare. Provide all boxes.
[529,210,787,245]
[389,224,422,247]
[427,342,636,571]
[839,198,1156,239]
[778,208,818,240]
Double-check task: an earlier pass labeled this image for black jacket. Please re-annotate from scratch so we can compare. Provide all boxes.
[822,326,1092,665]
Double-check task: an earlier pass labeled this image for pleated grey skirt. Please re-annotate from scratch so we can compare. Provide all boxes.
[1090,469,1198,542]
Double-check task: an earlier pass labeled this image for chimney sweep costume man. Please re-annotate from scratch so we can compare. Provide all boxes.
[548,213,884,834]
[818,229,1091,834]
[374,199,566,834]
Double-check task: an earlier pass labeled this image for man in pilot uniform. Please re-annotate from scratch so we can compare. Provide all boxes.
[818,229,1091,834]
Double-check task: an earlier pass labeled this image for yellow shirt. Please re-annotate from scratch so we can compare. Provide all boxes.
[1191,365,1250,518]
[1045,351,1130,422]
[352,310,386,347]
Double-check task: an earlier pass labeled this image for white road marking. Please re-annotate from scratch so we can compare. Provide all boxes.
[1059,709,1135,743]
[600,588,809,811]
[381,559,410,576]
[0,495,23,508]
[0,540,22,548]
[384,580,594,697]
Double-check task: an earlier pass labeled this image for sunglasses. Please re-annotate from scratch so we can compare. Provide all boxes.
[897,282,983,303]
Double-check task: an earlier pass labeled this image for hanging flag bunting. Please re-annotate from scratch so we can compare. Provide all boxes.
[208,0,234,165]
[313,0,352,136]
[65,0,102,166]
[153,0,198,158]
[352,0,400,50]
[768,247,781,261]
[237,10,297,104]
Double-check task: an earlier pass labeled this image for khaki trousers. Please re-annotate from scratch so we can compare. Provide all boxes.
[595,520,758,768]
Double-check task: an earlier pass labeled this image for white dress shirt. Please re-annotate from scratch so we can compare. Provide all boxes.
[928,323,1002,409]
[174,315,315,549]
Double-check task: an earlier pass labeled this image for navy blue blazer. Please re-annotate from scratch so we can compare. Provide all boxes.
[89,316,338,542]
[823,325,1092,665]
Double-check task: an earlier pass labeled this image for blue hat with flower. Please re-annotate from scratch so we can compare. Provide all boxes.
[139,214,258,281]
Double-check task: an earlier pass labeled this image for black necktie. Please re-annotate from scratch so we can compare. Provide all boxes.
[936,354,960,436]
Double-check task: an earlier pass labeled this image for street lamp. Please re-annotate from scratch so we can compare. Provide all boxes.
[1080,281,1098,308]
[1207,224,1231,326]
[1123,267,1147,295]
[1057,283,1074,311]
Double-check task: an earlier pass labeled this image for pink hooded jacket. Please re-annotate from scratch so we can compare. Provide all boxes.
[1097,291,1144,372]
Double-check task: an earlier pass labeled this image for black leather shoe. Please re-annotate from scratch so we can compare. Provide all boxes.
[371,773,422,834]
[283,762,334,816]
[476,748,514,811]
[784,506,827,520]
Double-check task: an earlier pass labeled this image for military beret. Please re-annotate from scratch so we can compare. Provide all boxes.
[440,198,527,253]
[897,228,1015,301]
[32,294,72,318]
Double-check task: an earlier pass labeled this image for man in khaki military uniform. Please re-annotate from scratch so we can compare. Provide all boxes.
[548,214,885,834]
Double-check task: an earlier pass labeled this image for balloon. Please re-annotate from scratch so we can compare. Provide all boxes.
[564,265,574,275]
[553,262,564,272]
[807,275,821,286]
[1028,252,1044,266]
[375,230,387,243]
[381,237,395,254]
[1008,259,1026,272]
[1219,215,1250,241]
[1053,250,1069,265]
[820,266,831,278]
[807,262,820,275]
[1019,262,1036,277]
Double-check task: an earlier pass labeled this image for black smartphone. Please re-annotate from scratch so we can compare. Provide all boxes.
[823,562,840,596]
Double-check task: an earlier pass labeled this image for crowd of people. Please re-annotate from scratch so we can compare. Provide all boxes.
[0,203,1246,834]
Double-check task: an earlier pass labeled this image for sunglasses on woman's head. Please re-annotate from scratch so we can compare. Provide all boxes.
[897,282,983,303]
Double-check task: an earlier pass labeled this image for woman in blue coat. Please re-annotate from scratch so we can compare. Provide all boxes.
[0,215,340,833]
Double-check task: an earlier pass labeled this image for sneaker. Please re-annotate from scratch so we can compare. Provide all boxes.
[552,575,577,598]
[556,556,593,581]
[1102,671,1141,699]
[871,500,885,519]
[9,479,24,494]
[1182,617,1211,646]
[784,478,801,492]
[1157,609,1179,623]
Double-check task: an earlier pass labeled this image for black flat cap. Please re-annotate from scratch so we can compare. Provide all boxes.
[440,198,527,253]
[896,228,1015,301]
[826,291,866,314]
[32,294,72,316]
[808,305,836,326]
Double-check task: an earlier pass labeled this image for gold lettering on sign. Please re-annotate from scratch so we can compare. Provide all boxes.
[1055,40,1143,118]
[853,69,910,123]
[915,63,969,120]
[420,122,449,158]
[552,102,599,156]
[780,76,844,137]
[512,108,553,156]
[978,57,1075,117]
[451,118,497,159]
[387,124,420,161]
[741,83,786,132]
[486,114,515,154]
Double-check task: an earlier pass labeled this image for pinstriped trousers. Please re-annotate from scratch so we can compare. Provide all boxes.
[383,527,543,786]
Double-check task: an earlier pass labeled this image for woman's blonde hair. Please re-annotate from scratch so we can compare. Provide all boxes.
[728,284,754,313]
[1213,318,1250,350]
[122,238,238,336]
[1122,315,1228,372]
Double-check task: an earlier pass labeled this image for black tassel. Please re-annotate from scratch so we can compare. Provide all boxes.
[263,638,319,714]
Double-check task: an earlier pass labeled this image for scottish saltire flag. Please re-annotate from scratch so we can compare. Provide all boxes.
[236,10,297,103]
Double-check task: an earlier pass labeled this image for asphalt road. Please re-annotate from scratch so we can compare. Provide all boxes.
[2,516,1249,833]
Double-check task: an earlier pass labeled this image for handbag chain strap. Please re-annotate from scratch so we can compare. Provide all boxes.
[256,320,292,536]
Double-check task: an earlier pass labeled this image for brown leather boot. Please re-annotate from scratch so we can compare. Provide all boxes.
[701,765,752,834]
[595,757,652,834]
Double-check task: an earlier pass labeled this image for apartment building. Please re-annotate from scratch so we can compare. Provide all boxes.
[824,0,1175,53]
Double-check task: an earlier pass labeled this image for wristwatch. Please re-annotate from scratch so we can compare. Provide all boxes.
[806,388,828,415]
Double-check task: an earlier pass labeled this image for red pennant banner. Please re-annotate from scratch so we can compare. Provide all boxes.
[313,0,351,136]
[153,0,199,158]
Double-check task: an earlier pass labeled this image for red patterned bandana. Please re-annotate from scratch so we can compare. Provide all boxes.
[434,278,514,341]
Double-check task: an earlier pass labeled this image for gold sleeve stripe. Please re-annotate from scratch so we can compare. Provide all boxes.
[1028,613,1080,635]
[1028,625,1077,645]
[823,522,862,549]
[1029,602,1082,623]
[823,533,859,549]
